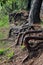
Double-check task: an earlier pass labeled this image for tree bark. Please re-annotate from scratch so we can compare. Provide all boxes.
[28,0,42,24]
[27,0,31,10]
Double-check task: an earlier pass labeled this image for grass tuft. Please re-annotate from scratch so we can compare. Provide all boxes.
[7,51,14,59]
[0,49,5,55]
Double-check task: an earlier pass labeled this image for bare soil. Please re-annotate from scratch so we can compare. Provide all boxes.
[0,44,43,65]
[0,10,43,65]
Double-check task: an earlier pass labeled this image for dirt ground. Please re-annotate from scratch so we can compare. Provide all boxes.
[0,9,43,65]
[0,27,43,65]
[0,44,43,65]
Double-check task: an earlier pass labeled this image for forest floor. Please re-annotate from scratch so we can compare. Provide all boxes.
[0,10,43,65]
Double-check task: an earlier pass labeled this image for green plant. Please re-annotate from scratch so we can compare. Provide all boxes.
[20,45,25,50]
[0,49,5,55]
[0,48,10,55]
[7,51,14,59]
[0,15,9,28]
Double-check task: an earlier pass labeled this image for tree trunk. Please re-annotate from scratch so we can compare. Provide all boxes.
[27,0,31,10]
[28,0,42,24]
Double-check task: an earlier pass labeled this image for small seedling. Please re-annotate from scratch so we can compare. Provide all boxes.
[20,45,25,50]
[0,48,11,55]
[7,51,14,59]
